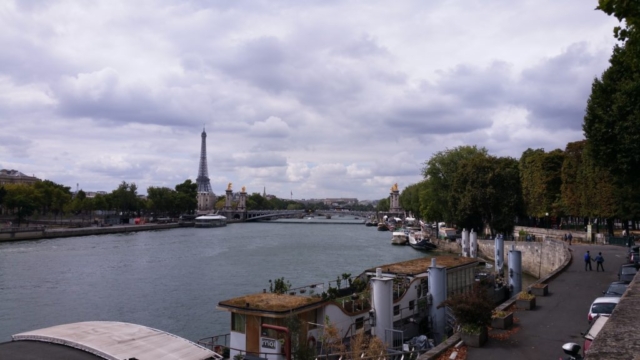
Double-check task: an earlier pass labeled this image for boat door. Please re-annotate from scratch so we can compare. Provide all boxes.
[246,315,261,356]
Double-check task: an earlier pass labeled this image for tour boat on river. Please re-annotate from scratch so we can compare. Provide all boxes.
[194,214,227,228]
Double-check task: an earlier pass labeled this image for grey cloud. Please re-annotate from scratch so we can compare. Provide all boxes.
[516,43,610,130]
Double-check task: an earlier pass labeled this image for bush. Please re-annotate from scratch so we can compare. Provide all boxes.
[439,284,494,329]
[517,291,535,300]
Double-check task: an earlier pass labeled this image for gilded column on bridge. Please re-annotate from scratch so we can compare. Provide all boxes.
[389,183,401,213]
[237,186,247,211]
[224,183,233,211]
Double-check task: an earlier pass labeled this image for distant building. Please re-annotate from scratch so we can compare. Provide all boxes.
[85,191,108,198]
[0,169,40,186]
[323,198,358,206]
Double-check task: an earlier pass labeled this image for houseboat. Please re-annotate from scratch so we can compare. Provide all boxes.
[202,256,479,359]
[194,214,227,228]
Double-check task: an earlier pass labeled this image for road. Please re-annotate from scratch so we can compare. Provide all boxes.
[466,243,629,360]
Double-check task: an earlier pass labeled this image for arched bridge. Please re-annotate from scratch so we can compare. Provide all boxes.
[244,210,306,221]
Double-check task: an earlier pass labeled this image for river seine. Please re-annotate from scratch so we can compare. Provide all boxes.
[0,217,453,343]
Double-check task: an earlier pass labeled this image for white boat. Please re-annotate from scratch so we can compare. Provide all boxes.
[391,229,409,245]
[194,214,227,228]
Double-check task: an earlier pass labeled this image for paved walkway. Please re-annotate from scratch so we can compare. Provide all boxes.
[466,243,629,360]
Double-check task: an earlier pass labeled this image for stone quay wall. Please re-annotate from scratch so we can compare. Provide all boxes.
[477,238,568,278]
[0,223,179,242]
[432,236,568,279]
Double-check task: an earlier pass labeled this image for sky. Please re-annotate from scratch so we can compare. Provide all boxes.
[0,0,622,201]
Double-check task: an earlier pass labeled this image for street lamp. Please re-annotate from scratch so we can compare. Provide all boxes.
[545,212,549,229]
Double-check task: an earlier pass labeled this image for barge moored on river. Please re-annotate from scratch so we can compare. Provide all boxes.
[200,256,480,359]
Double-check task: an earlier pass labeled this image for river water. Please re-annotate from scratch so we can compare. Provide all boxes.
[0,218,443,342]
[0,218,533,343]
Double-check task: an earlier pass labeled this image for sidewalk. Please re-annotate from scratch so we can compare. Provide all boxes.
[465,244,628,360]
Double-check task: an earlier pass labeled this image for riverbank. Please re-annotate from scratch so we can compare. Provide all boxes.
[0,223,180,241]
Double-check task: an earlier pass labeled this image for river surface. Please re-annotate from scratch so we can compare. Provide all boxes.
[0,218,530,343]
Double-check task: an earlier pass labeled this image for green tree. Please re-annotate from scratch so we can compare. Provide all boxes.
[597,0,640,41]
[111,181,139,215]
[3,184,38,225]
[147,187,176,216]
[451,154,522,235]
[584,2,640,189]
[420,145,488,224]
[0,186,6,208]
[376,197,389,212]
[399,182,424,218]
[519,148,564,218]
[175,180,197,213]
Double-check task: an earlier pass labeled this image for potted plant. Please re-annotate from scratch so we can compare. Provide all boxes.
[530,283,549,296]
[440,283,494,347]
[516,291,536,310]
[491,310,513,329]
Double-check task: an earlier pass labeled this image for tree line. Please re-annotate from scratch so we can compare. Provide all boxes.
[0,179,376,224]
[396,1,640,237]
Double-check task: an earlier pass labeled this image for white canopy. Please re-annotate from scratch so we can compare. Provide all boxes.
[12,321,221,360]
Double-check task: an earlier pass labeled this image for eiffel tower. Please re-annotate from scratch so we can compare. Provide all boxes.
[196,128,216,212]
[196,127,213,193]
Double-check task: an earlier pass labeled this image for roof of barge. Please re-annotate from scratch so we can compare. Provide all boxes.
[218,256,478,314]
[218,292,325,314]
[365,256,478,276]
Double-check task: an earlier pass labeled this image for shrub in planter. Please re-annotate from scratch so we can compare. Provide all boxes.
[491,310,513,329]
[439,284,494,347]
[530,283,549,296]
[516,291,536,310]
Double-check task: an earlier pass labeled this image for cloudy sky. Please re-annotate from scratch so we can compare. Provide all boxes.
[0,0,621,201]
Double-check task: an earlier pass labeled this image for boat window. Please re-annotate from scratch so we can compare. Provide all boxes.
[261,317,280,339]
[232,313,246,334]
[306,309,318,330]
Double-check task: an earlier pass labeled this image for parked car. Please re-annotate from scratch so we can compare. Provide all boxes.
[628,246,639,264]
[582,314,610,356]
[588,297,620,322]
[618,264,639,283]
[602,281,629,297]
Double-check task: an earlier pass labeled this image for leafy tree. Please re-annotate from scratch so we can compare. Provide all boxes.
[399,182,424,217]
[597,0,640,41]
[147,187,175,215]
[175,179,197,213]
[3,184,38,225]
[111,181,139,215]
[439,283,494,334]
[584,2,640,191]
[519,148,564,218]
[92,194,108,211]
[376,197,389,212]
[420,145,488,224]
[450,154,522,235]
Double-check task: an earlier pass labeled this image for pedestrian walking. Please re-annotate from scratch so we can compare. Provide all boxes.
[595,252,605,272]
[584,250,593,271]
